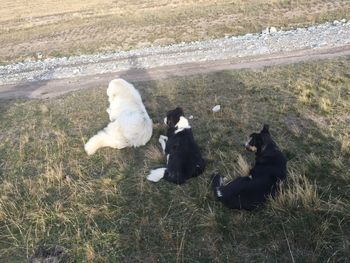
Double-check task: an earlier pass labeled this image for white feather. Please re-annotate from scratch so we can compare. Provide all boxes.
[212,105,221,112]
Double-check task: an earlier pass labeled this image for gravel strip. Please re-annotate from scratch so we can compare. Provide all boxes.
[1,20,350,86]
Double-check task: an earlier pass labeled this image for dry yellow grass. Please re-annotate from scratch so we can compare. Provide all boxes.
[235,154,251,177]
[1,0,350,63]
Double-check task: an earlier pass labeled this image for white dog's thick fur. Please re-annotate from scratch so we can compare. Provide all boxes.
[84,78,153,155]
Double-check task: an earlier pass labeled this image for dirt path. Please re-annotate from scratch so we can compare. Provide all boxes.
[1,45,350,100]
[1,20,350,100]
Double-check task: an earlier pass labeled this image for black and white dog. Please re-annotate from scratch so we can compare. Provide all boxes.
[147,107,206,184]
[211,125,287,210]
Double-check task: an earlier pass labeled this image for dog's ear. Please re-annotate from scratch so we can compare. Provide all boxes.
[175,107,184,116]
[166,107,183,128]
[261,124,269,134]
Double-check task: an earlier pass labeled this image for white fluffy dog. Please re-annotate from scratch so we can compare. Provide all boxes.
[84,78,153,155]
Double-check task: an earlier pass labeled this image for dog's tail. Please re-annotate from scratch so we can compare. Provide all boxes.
[84,130,115,155]
[147,168,166,182]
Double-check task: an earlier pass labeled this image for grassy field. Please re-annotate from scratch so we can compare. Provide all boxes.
[1,57,350,262]
[1,0,350,64]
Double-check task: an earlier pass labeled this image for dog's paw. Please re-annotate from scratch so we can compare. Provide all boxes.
[158,135,168,154]
[210,173,224,198]
[210,172,223,188]
[147,168,166,182]
[84,142,96,155]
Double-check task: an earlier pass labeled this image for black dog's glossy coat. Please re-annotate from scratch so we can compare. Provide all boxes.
[212,125,287,210]
[163,107,205,184]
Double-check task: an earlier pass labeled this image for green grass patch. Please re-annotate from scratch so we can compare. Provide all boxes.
[1,57,350,262]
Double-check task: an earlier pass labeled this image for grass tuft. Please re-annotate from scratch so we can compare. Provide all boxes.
[270,169,320,211]
[235,154,251,177]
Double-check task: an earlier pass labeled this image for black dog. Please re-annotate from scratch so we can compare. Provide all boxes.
[211,125,287,210]
[147,107,205,184]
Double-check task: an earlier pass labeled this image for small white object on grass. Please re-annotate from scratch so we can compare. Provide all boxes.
[188,115,194,119]
[212,105,221,112]
[147,168,166,182]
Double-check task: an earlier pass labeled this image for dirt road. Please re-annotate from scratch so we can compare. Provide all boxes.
[1,21,350,100]
[1,45,350,100]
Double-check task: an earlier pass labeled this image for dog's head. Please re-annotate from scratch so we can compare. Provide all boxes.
[107,79,142,104]
[107,80,121,103]
[164,107,184,128]
[245,124,275,153]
